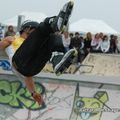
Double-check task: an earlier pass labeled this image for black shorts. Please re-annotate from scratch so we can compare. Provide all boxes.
[12,22,53,77]
[12,22,65,77]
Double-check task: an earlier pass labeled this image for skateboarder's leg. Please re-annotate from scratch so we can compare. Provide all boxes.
[13,0,74,76]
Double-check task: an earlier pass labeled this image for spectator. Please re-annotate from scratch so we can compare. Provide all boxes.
[99,32,104,40]
[69,32,74,39]
[4,25,16,37]
[100,35,110,53]
[114,35,120,53]
[62,31,71,52]
[91,33,102,52]
[84,32,92,57]
[79,35,85,62]
[70,32,80,48]
[109,35,117,53]
[70,32,84,63]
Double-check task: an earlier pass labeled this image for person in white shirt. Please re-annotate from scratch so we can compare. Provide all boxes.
[91,33,102,52]
[100,35,110,53]
[62,31,71,52]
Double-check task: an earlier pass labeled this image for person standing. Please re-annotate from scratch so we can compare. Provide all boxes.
[70,32,83,63]
[84,32,92,57]
[4,25,16,37]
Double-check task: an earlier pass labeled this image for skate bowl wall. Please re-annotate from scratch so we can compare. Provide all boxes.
[1,53,120,120]
[77,53,120,77]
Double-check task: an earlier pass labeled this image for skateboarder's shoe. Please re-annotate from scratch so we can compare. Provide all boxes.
[51,0,74,32]
[54,48,78,76]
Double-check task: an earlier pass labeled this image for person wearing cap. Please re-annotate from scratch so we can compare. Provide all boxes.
[0,1,75,106]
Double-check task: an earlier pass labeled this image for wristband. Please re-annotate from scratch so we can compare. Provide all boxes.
[31,91,36,96]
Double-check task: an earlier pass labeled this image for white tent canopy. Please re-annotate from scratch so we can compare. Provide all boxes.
[2,11,47,26]
[69,19,119,35]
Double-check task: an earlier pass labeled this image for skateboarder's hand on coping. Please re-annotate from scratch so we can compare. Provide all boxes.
[31,92,43,105]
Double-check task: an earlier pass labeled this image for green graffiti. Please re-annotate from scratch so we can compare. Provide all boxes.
[0,79,46,110]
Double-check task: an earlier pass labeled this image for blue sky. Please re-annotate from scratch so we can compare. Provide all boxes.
[0,0,120,32]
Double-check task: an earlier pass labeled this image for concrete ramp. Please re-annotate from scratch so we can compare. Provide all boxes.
[0,53,120,120]
[0,72,120,120]
[77,53,120,77]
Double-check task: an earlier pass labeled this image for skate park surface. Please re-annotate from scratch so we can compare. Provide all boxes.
[0,50,120,120]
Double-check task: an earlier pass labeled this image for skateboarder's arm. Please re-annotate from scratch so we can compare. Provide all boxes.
[24,77,36,94]
[24,77,43,105]
[0,36,14,49]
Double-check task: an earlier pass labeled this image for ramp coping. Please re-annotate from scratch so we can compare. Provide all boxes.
[0,71,120,86]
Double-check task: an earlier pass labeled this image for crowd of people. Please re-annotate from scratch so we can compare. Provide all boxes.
[62,31,119,63]
[0,24,120,64]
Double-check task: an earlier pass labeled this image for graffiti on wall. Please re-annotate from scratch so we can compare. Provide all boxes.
[70,83,109,120]
[0,60,11,70]
[0,79,120,120]
[0,79,46,110]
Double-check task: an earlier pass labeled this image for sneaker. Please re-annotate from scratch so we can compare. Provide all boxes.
[54,48,78,76]
[51,0,74,32]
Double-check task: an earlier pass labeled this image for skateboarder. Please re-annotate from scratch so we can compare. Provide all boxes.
[0,1,76,105]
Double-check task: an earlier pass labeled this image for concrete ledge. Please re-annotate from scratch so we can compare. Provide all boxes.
[1,72,120,86]
[37,72,120,85]
[1,52,120,86]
